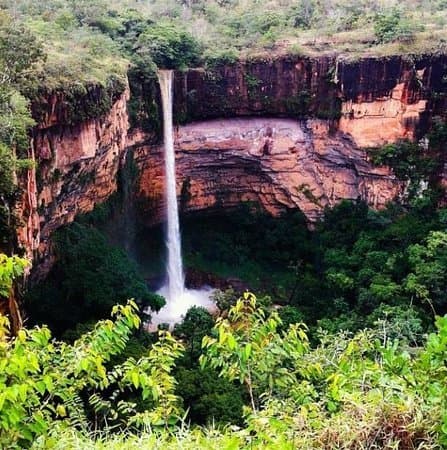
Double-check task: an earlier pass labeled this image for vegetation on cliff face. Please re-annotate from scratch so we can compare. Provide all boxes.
[369,121,447,200]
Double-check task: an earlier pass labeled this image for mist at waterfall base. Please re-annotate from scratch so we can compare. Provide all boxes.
[149,70,214,330]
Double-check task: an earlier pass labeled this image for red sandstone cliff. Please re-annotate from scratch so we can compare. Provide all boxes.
[135,118,401,224]
[13,54,447,276]
[16,86,130,275]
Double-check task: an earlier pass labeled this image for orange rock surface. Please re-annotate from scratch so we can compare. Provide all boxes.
[339,83,427,147]
[16,87,130,274]
[136,118,402,224]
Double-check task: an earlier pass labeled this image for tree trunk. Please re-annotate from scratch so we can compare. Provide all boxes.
[7,287,22,335]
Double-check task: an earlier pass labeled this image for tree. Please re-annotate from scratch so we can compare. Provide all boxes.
[290,0,316,29]
[405,231,447,315]
[0,300,184,448]
[174,306,214,363]
[201,293,310,412]
[370,140,438,199]
[175,366,244,425]
[0,15,43,251]
[134,20,201,70]
[0,253,28,333]
[0,13,44,92]
[373,8,415,44]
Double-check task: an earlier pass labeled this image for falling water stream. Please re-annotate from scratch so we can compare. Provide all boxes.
[150,70,214,329]
[158,69,185,301]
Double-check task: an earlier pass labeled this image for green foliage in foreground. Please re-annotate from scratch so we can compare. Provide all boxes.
[0,254,28,298]
[2,276,447,449]
[0,297,184,449]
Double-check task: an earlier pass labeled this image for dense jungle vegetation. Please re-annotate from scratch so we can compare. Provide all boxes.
[15,187,447,448]
[1,0,447,448]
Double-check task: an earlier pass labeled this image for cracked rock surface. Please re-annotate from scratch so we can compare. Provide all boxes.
[136,118,402,224]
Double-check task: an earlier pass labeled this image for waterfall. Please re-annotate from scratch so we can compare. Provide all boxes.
[158,70,185,302]
[149,70,214,331]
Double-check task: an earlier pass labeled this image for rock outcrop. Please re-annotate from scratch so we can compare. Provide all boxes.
[16,86,130,276]
[135,118,401,224]
[339,81,427,147]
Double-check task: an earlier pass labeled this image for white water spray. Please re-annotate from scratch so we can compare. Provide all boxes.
[151,70,215,329]
[158,69,185,302]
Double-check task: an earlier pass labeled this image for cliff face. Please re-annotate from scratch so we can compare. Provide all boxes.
[135,118,401,224]
[16,86,130,276]
[168,55,446,145]
[132,54,446,224]
[15,54,447,274]
[172,56,339,121]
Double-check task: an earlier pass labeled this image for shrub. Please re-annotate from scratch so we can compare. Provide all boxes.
[0,300,184,448]
[289,0,316,29]
[134,21,202,70]
[374,8,416,44]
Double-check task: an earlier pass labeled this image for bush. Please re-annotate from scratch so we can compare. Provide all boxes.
[289,0,316,29]
[369,139,439,199]
[374,8,416,44]
[0,300,184,448]
[134,21,202,70]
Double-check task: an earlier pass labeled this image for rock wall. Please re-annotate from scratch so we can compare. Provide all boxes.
[132,55,447,224]
[165,55,447,145]
[135,118,401,224]
[16,86,130,277]
[339,81,427,147]
[15,54,447,275]
[173,56,340,120]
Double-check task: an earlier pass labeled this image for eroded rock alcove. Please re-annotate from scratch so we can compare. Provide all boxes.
[135,118,401,225]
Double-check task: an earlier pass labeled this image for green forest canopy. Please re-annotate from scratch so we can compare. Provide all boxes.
[2,0,447,90]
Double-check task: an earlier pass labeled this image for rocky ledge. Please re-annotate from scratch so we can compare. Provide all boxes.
[135,118,402,224]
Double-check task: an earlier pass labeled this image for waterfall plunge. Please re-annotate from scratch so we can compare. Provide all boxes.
[150,70,214,329]
[158,70,185,301]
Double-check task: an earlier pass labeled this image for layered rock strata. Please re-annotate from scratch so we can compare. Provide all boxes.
[167,55,447,145]
[15,54,447,272]
[135,118,401,224]
[16,87,130,274]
